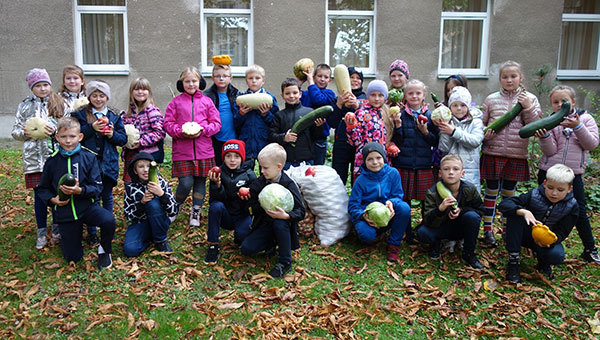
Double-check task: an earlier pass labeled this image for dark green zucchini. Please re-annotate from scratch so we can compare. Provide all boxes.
[58,173,76,201]
[483,102,523,133]
[519,100,571,138]
[290,105,333,134]
[431,92,440,103]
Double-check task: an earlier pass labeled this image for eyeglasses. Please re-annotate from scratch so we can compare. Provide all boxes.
[213,75,231,79]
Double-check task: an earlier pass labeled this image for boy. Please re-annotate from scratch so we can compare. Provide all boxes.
[234,64,279,165]
[299,64,336,165]
[499,164,579,283]
[417,154,485,269]
[204,63,240,166]
[269,78,325,169]
[240,143,305,279]
[122,152,177,257]
[347,142,411,262]
[35,117,116,269]
[205,139,256,264]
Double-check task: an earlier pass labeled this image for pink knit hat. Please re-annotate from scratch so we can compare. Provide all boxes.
[389,59,410,79]
[26,68,52,89]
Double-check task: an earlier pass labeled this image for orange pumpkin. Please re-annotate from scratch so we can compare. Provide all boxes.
[212,55,232,65]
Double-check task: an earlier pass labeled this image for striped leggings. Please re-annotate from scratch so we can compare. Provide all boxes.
[483,179,517,233]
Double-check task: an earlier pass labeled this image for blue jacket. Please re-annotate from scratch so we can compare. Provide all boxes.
[301,85,336,137]
[233,88,279,159]
[35,147,103,223]
[391,108,439,169]
[348,164,405,224]
[76,107,127,182]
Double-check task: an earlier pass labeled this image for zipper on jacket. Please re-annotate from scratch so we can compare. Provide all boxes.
[191,94,197,161]
[67,156,78,220]
[561,129,572,164]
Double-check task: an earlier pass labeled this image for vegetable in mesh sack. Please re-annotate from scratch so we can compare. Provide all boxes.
[258,183,294,212]
[364,202,391,228]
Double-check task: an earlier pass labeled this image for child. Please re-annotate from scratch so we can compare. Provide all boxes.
[499,164,579,282]
[76,80,127,244]
[240,143,305,279]
[417,155,485,269]
[59,64,86,114]
[389,59,410,92]
[345,80,394,177]
[234,64,279,165]
[12,68,65,249]
[204,63,241,166]
[534,85,600,264]
[269,78,325,169]
[205,139,256,264]
[123,152,177,257]
[481,61,542,247]
[347,142,411,262]
[437,86,484,193]
[122,77,166,184]
[164,67,222,227]
[35,117,116,269]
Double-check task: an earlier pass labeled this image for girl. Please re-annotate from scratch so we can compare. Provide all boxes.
[535,85,600,264]
[481,61,541,247]
[389,59,409,92]
[59,64,86,115]
[11,68,64,249]
[164,67,221,227]
[122,77,166,184]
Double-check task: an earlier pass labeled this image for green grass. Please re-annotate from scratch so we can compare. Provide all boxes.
[0,147,598,339]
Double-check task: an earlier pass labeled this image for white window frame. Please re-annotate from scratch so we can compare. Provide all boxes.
[557,13,600,79]
[437,3,490,78]
[200,2,253,76]
[73,0,129,75]
[325,2,376,76]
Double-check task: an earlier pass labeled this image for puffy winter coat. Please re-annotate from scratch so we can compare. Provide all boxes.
[391,107,439,169]
[209,160,256,216]
[233,88,279,159]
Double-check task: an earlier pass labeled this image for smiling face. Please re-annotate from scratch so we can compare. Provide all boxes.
[132,86,149,103]
[499,66,523,93]
[246,72,265,92]
[439,159,464,186]
[404,83,425,110]
[350,73,362,90]
[450,101,469,120]
[544,179,572,203]
[183,74,200,95]
[314,69,331,89]
[64,72,84,93]
[32,82,51,98]
[134,159,150,182]
[365,151,384,172]
[389,70,407,89]
[89,90,108,110]
[56,127,83,151]
[223,152,242,170]
[282,85,301,105]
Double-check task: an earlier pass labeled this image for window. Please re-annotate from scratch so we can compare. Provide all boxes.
[201,0,252,75]
[74,0,129,75]
[326,0,376,75]
[438,0,490,77]
[558,0,600,78]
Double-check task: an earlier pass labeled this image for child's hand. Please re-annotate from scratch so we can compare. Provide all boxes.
[314,118,325,127]
[208,168,221,186]
[92,118,108,132]
[385,200,396,219]
[266,206,290,220]
[182,126,202,139]
[304,65,315,85]
[102,123,114,138]
[343,113,356,128]
[59,178,82,196]
[258,102,272,115]
[517,208,540,226]
[239,104,251,115]
[141,190,154,203]
[448,207,461,219]
[534,128,548,138]
[561,113,580,129]
[146,181,164,197]
[439,196,457,212]
[433,102,443,109]
[484,129,496,140]
[362,212,378,228]
[534,240,551,248]
[416,118,429,135]
[518,93,533,110]
[44,124,56,137]
[50,195,70,206]
[438,120,455,135]
[391,109,402,127]
[284,130,298,143]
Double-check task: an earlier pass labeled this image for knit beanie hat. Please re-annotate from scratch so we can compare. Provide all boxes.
[347,66,364,83]
[389,59,410,79]
[366,80,389,100]
[26,68,52,89]
[86,80,111,100]
[448,86,472,107]
[222,139,246,161]
[362,142,387,162]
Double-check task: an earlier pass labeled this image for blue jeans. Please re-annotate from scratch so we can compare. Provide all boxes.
[123,197,170,257]
[354,201,411,246]
[241,219,292,264]
[505,215,565,265]
[88,175,116,236]
[207,201,251,244]
[34,189,47,230]
[417,210,481,256]
[314,138,327,165]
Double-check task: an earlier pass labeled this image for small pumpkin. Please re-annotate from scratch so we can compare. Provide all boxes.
[212,55,232,66]
[531,223,558,247]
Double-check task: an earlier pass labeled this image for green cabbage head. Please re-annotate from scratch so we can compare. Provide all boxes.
[258,183,294,212]
[365,202,392,227]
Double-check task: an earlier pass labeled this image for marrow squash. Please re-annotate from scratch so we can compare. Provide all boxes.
[236,93,273,109]
[436,181,458,210]
[483,102,523,133]
[290,106,333,135]
[149,161,159,184]
[333,64,351,95]
[519,100,571,138]
[58,173,76,201]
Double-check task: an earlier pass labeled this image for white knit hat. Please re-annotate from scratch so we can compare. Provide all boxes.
[448,86,471,106]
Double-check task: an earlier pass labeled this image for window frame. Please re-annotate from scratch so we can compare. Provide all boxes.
[200,2,253,76]
[325,2,377,76]
[437,3,490,78]
[73,0,129,75]
[557,13,600,79]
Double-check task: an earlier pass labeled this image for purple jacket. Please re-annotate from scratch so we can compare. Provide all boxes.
[122,104,165,154]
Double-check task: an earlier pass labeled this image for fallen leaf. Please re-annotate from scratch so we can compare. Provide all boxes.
[217,301,244,310]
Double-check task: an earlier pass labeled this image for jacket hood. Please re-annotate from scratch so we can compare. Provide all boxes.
[128,152,155,183]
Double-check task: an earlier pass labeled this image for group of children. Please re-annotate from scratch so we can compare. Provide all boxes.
[12,58,599,281]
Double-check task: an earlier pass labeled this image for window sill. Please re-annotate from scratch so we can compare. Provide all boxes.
[556,75,600,80]
[83,69,130,76]
[437,73,488,79]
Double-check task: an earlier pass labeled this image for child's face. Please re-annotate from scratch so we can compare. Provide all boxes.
[212,68,232,91]
[223,152,242,170]
[183,74,200,95]
[64,72,83,93]
[134,159,151,181]
[246,72,265,92]
[550,90,576,113]
[365,151,384,172]
[282,85,301,105]
[439,160,464,185]
[350,73,362,90]
[450,101,469,120]
[368,91,385,108]
[314,69,331,89]
[543,179,572,203]
[389,70,407,89]
[404,84,425,109]
[499,66,523,92]
[445,81,458,100]
[56,127,83,151]
[89,90,108,110]
[132,87,149,103]
[259,158,282,181]
[32,82,51,98]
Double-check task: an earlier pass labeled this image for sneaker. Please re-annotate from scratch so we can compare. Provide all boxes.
[462,253,484,270]
[269,262,292,279]
[87,233,99,246]
[169,202,182,223]
[482,231,498,248]
[155,240,172,253]
[51,225,61,243]
[386,244,400,262]
[204,244,220,264]
[97,253,113,270]
[189,205,201,227]
[535,262,553,279]
[442,240,457,253]
[506,260,521,283]
[429,243,441,260]
[36,233,48,250]
[580,249,600,264]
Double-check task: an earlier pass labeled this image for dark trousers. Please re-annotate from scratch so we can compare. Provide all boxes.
[417,210,481,256]
[88,175,116,236]
[212,138,225,166]
[331,140,355,185]
[505,215,565,265]
[34,189,47,230]
[241,219,292,264]
[58,204,115,263]
[207,201,251,244]
[314,138,327,165]
[123,197,170,257]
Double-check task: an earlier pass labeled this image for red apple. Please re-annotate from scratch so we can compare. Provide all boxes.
[210,166,221,175]
[238,187,250,198]
[100,124,112,135]
[417,114,428,124]
[305,166,316,177]
[98,116,109,125]
[387,144,400,155]
[344,112,357,129]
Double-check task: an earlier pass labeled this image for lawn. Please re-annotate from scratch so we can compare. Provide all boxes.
[0,147,598,339]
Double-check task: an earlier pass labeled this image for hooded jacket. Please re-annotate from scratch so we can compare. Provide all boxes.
[209,160,256,216]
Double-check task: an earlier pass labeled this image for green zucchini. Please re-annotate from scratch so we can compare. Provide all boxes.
[436,181,458,210]
[290,105,333,135]
[519,100,571,138]
[149,161,159,184]
[58,173,76,201]
[431,92,440,103]
[483,102,523,133]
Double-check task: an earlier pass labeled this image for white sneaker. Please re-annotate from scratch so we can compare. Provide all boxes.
[189,205,201,227]
[36,228,48,249]
[51,224,61,243]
